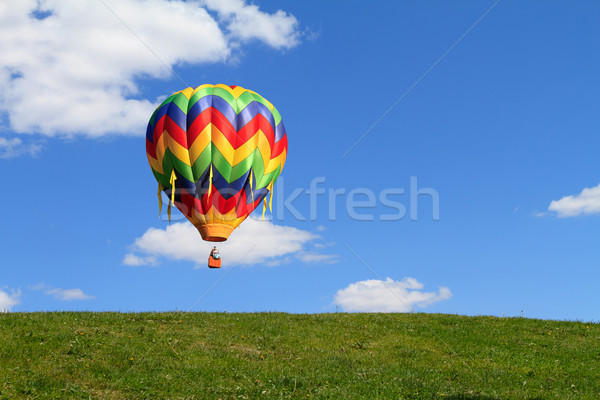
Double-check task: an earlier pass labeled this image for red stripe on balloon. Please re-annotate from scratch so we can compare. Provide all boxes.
[177,187,200,219]
[210,107,237,144]
[164,115,189,149]
[271,135,287,158]
[146,138,156,159]
[234,113,275,150]
[187,108,211,145]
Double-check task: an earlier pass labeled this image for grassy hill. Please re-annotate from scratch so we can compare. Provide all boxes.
[0,312,598,399]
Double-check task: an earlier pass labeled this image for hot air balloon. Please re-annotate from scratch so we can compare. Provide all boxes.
[145,84,288,267]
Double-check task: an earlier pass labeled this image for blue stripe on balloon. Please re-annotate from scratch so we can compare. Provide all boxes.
[146,123,154,144]
[237,101,275,132]
[187,95,237,131]
[242,186,269,205]
[166,100,187,133]
[275,121,286,143]
[146,103,170,143]
[194,166,250,200]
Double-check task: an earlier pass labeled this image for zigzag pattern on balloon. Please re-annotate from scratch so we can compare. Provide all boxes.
[146,84,287,237]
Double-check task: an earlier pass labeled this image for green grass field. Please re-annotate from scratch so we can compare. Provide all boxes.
[0,312,598,399]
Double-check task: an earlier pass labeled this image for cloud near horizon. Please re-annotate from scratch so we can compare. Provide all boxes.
[31,283,95,301]
[0,289,21,312]
[0,0,300,139]
[333,277,452,313]
[547,183,600,218]
[124,218,336,267]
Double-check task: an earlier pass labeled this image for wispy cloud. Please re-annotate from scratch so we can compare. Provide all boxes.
[296,251,340,264]
[0,137,42,159]
[548,183,600,217]
[333,277,452,312]
[0,0,301,137]
[122,253,158,267]
[31,283,95,301]
[124,218,337,267]
[0,288,21,312]
[203,0,300,49]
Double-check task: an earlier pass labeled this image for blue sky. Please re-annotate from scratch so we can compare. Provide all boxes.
[1,1,599,321]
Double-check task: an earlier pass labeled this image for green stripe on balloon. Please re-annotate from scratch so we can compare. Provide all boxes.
[157,148,175,188]
[211,87,236,105]
[191,146,212,182]
[258,168,279,189]
[151,168,170,189]
[171,156,194,183]
[187,87,211,109]
[230,155,254,182]
[210,145,233,181]
[271,108,282,126]
[171,92,189,116]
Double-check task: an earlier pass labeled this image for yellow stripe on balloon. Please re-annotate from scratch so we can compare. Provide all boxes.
[193,84,214,95]
[168,170,175,224]
[210,125,235,165]
[194,124,277,170]
[192,206,207,225]
[194,205,242,225]
[169,170,177,200]
[264,150,287,175]
[214,84,237,99]
[268,181,273,212]
[148,131,168,174]
[188,123,212,165]
[177,87,195,99]
[157,182,163,216]
[166,133,192,167]
[231,86,249,99]
[231,215,248,228]
[229,130,272,169]
[147,154,163,175]
[212,206,239,222]
[249,170,254,202]
[208,164,213,197]
[230,130,269,167]
[231,136,258,165]
[255,129,272,170]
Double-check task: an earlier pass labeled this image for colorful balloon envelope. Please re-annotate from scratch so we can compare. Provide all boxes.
[146,84,288,241]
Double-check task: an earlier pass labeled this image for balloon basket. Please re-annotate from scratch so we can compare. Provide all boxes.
[208,257,222,269]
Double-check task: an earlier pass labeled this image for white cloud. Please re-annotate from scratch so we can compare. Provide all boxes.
[125,218,336,267]
[0,289,21,312]
[0,0,300,138]
[203,0,300,49]
[31,283,95,300]
[123,253,158,267]
[48,288,95,301]
[297,251,339,264]
[333,277,452,313]
[548,183,600,218]
[0,137,42,159]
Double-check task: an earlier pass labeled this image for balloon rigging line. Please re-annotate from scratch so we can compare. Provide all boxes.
[343,242,483,381]
[99,0,189,87]
[340,0,502,159]
[99,2,279,174]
